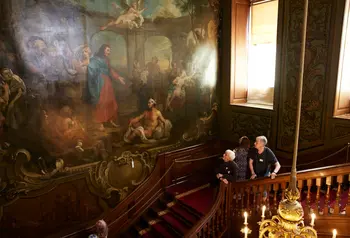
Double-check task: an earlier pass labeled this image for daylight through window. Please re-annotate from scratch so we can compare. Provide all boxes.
[230,0,279,108]
[334,0,350,118]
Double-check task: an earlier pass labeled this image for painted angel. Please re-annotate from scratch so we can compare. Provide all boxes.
[100,0,146,30]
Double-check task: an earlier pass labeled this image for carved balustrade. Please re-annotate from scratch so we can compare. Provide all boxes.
[230,163,350,237]
[183,163,350,238]
[186,183,230,238]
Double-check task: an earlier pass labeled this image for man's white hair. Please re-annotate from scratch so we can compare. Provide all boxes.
[256,136,268,146]
[225,149,235,161]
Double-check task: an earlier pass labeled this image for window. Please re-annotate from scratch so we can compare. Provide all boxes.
[334,0,350,118]
[230,0,279,108]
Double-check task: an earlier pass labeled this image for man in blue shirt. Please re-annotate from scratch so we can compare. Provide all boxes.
[249,136,281,179]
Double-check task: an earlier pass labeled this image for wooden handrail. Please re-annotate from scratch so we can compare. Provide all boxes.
[234,163,350,188]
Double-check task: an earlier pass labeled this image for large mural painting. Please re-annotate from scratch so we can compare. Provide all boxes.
[0,0,219,226]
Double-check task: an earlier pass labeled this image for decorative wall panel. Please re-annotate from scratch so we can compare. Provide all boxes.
[232,112,272,142]
[277,0,333,151]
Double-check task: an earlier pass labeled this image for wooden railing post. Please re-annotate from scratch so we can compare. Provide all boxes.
[334,175,343,215]
[298,180,303,202]
[324,176,332,215]
[306,179,312,216]
[246,186,251,213]
[240,187,244,213]
[252,186,257,213]
[281,182,287,200]
[227,183,233,236]
[273,183,279,213]
[316,178,321,215]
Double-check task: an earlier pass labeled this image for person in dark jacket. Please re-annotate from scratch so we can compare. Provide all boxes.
[215,149,238,184]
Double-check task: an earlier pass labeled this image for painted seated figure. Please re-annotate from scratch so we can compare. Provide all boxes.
[124,98,172,144]
[0,68,26,130]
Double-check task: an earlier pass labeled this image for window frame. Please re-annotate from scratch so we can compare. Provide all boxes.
[230,0,280,109]
[334,0,350,117]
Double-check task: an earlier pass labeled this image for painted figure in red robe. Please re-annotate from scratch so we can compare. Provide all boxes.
[84,44,125,131]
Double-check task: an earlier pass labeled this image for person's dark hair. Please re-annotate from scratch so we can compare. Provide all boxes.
[95,44,110,58]
[239,136,250,146]
[26,36,45,49]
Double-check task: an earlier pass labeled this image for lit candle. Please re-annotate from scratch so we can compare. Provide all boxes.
[332,229,337,238]
[244,226,248,238]
[244,211,248,225]
[262,205,266,218]
[131,159,134,168]
[310,213,316,226]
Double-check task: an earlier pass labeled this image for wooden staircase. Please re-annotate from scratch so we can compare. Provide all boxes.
[59,141,225,238]
[59,142,350,237]
[121,183,215,238]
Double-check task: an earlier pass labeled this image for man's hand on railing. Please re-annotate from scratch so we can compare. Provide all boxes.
[250,174,257,180]
[221,178,228,184]
[270,172,277,179]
